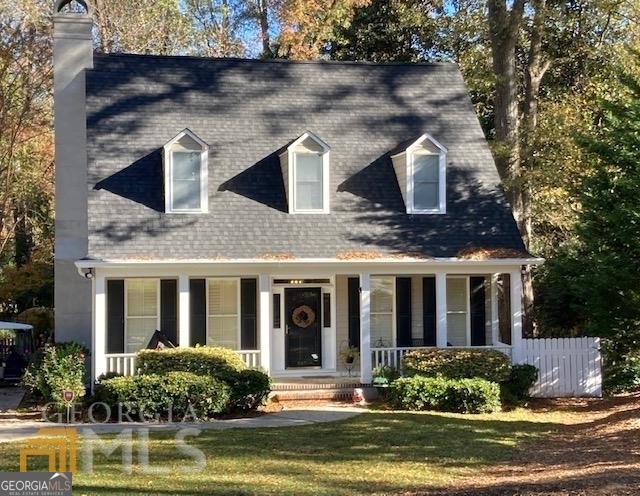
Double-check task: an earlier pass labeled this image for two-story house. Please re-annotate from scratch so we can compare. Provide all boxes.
[53,0,541,384]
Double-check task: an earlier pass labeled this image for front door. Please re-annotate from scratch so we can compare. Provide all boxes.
[285,287,322,368]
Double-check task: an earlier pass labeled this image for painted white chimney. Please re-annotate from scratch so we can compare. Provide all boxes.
[53,0,93,346]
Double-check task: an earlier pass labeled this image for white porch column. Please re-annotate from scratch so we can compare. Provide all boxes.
[359,273,372,383]
[435,272,448,348]
[94,275,106,382]
[510,270,523,363]
[178,275,190,347]
[491,274,499,345]
[259,274,271,373]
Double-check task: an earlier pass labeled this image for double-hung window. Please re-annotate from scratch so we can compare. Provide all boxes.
[280,131,330,214]
[391,133,447,214]
[163,129,209,213]
[125,279,159,353]
[207,278,239,349]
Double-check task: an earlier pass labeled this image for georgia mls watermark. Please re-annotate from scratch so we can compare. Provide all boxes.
[19,402,206,476]
[0,472,72,496]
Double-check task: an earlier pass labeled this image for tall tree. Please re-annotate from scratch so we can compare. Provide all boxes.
[0,0,54,314]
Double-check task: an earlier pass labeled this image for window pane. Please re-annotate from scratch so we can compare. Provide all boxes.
[295,153,323,210]
[273,294,281,328]
[413,154,439,181]
[371,278,393,312]
[446,278,467,312]
[414,182,438,209]
[371,314,393,347]
[207,316,238,349]
[126,318,156,352]
[127,280,157,317]
[447,314,467,346]
[208,279,238,314]
[172,151,201,210]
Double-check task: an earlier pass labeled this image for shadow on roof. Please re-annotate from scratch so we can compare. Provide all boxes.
[218,152,288,213]
[94,149,164,212]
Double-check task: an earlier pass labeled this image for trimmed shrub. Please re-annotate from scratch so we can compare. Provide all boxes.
[22,342,88,404]
[95,371,230,420]
[389,376,501,413]
[137,346,246,383]
[136,346,270,413]
[502,364,538,402]
[227,369,271,412]
[402,348,512,383]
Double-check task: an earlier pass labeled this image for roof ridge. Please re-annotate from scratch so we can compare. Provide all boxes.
[91,52,457,68]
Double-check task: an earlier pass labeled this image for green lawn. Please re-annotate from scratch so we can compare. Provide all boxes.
[0,409,559,496]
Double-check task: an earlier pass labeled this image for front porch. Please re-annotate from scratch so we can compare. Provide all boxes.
[87,259,528,383]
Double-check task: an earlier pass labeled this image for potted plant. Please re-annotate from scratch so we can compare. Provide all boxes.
[372,365,399,387]
[340,345,359,364]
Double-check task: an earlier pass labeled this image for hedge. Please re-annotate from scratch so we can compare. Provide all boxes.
[389,376,501,413]
[402,348,512,383]
[137,346,247,383]
[95,371,230,420]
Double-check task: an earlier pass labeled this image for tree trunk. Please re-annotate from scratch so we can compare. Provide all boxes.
[257,0,273,58]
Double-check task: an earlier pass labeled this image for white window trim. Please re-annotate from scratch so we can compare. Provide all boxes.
[393,133,447,215]
[163,129,209,214]
[285,131,331,214]
[124,278,160,353]
[206,277,241,350]
[370,275,396,348]
[446,276,470,346]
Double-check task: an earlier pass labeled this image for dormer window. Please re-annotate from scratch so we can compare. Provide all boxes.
[163,129,208,213]
[279,132,330,214]
[392,133,447,214]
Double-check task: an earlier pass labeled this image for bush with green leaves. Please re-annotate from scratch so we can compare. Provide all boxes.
[502,364,538,402]
[22,342,87,404]
[389,376,501,413]
[135,346,270,413]
[95,371,230,420]
[401,348,511,383]
[137,346,246,383]
[227,369,271,412]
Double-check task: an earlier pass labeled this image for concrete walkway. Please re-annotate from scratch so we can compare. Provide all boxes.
[0,386,364,442]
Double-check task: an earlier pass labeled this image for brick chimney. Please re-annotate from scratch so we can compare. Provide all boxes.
[53,0,93,346]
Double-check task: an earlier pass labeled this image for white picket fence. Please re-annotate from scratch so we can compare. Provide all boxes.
[520,337,601,397]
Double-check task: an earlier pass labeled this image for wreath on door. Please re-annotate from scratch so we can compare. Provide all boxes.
[291,305,316,328]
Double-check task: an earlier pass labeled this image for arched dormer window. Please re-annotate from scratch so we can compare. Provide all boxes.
[163,129,208,213]
[391,133,447,214]
[279,131,330,214]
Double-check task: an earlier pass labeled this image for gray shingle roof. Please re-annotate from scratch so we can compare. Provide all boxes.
[85,54,526,260]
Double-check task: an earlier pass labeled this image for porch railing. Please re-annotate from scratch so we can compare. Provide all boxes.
[237,350,261,368]
[104,349,261,377]
[371,345,513,373]
[105,353,137,376]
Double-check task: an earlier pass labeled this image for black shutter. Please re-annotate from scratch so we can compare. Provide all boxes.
[241,278,257,349]
[106,280,125,354]
[190,279,206,346]
[422,277,436,346]
[160,279,178,346]
[347,277,360,348]
[470,277,486,346]
[396,277,412,347]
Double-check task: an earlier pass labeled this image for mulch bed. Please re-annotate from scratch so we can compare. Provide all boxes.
[407,393,640,496]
